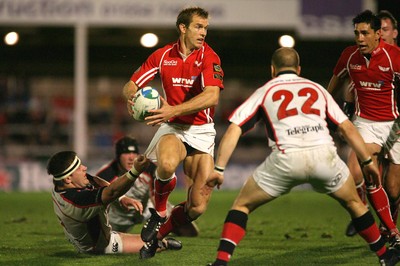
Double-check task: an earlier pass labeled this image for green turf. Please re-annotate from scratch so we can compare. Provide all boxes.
[0,190,380,265]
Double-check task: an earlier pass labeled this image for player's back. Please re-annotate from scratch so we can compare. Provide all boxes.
[262,74,347,153]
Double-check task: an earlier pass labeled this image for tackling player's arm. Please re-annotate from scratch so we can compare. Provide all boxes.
[101,155,149,205]
[207,122,242,188]
[146,85,220,126]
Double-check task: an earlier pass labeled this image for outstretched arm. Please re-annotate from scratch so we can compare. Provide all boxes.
[207,123,242,188]
[101,155,150,205]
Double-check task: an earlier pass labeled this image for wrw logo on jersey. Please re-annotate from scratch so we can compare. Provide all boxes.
[360,81,383,89]
[172,77,195,87]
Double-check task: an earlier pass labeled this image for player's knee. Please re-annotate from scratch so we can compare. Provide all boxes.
[157,160,177,178]
[187,204,207,220]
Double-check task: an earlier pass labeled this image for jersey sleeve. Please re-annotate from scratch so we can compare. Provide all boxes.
[333,47,352,78]
[202,50,224,90]
[130,50,160,88]
[229,85,266,134]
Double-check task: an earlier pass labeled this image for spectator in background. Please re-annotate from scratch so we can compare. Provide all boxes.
[96,135,199,236]
[47,150,182,254]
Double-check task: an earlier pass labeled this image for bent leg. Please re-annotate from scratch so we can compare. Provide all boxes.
[213,175,275,265]
[329,175,388,259]
[119,232,144,253]
[158,152,213,238]
[154,135,186,216]
[384,163,400,225]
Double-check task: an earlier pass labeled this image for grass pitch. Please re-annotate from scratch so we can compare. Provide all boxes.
[0,189,380,265]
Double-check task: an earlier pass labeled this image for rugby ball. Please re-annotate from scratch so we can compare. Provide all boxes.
[131,86,161,121]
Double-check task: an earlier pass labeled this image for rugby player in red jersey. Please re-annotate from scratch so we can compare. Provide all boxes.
[328,10,400,245]
[122,6,224,259]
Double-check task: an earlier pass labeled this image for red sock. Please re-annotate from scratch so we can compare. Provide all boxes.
[215,210,248,263]
[159,202,191,238]
[352,211,387,258]
[154,175,177,214]
[367,185,397,232]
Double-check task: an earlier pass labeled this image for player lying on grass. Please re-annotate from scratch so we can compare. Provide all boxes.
[207,47,400,266]
[47,150,182,254]
[96,135,199,236]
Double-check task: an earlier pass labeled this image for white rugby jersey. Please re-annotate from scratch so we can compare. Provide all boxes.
[52,183,111,253]
[229,72,348,153]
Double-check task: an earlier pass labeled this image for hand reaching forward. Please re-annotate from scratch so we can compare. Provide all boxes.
[119,196,144,213]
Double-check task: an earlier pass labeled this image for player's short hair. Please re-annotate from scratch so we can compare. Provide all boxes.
[271,47,300,70]
[176,6,209,32]
[115,136,139,158]
[353,10,381,31]
[377,10,398,30]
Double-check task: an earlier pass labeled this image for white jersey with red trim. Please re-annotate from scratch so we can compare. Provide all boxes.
[52,185,111,254]
[333,40,400,121]
[131,40,224,125]
[229,73,348,153]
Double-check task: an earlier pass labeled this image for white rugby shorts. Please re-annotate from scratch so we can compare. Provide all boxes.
[144,123,216,162]
[104,231,123,254]
[353,116,400,164]
[253,145,349,197]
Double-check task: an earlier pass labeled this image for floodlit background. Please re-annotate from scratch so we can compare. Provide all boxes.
[0,0,398,190]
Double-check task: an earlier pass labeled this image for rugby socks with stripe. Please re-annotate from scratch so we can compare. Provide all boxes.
[158,201,193,238]
[352,211,387,258]
[367,185,398,232]
[214,209,248,265]
[154,173,177,217]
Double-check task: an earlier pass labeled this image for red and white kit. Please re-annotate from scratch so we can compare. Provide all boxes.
[131,40,224,125]
[229,72,350,196]
[333,39,400,121]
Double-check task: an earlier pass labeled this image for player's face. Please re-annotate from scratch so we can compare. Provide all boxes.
[69,164,89,188]
[119,152,137,171]
[380,18,398,46]
[184,15,208,50]
[354,22,380,55]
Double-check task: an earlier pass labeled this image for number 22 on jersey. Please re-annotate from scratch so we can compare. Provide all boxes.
[272,88,320,120]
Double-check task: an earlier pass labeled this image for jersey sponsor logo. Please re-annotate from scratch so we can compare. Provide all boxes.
[213,63,222,72]
[378,66,390,72]
[349,64,362,70]
[172,77,195,86]
[213,73,223,81]
[163,60,178,66]
[359,81,382,89]
[286,124,324,136]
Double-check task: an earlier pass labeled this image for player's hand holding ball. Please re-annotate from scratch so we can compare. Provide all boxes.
[131,86,161,122]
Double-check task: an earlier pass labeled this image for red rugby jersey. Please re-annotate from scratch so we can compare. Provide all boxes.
[131,40,224,125]
[333,39,400,121]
